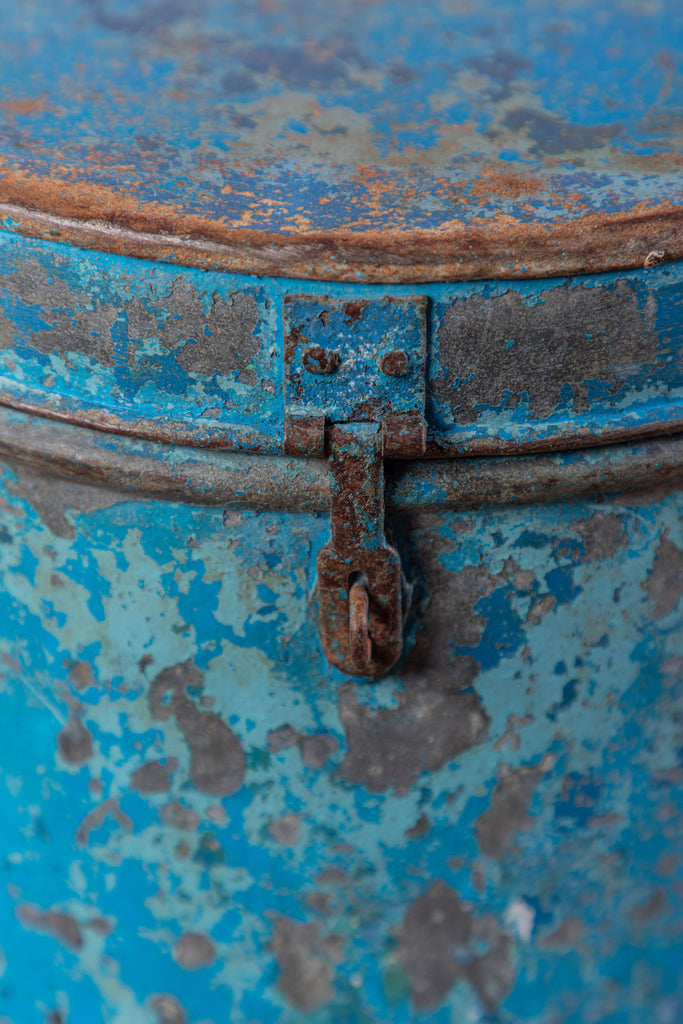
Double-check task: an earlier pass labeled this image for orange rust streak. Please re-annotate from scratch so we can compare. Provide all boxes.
[0,165,681,283]
[0,97,48,114]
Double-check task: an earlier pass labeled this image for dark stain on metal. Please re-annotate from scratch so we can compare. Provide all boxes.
[336,674,489,795]
[57,713,93,765]
[268,813,301,847]
[538,916,584,950]
[149,660,245,796]
[577,513,628,563]
[643,533,683,618]
[466,49,532,102]
[171,290,260,385]
[266,725,338,768]
[475,762,551,859]
[0,257,118,367]
[150,994,188,1024]
[630,889,668,926]
[501,108,621,156]
[17,905,84,950]
[270,916,342,1012]
[299,734,339,768]
[435,281,659,422]
[6,467,123,539]
[68,660,97,691]
[396,881,513,1012]
[172,932,216,971]
[159,801,200,831]
[130,759,177,795]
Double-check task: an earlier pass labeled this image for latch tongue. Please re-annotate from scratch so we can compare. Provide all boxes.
[283,294,427,678]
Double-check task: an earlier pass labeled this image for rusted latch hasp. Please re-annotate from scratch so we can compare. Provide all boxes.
[283,294,427,678]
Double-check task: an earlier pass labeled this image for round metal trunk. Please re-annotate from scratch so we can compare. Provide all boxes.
[0,2,681,1021]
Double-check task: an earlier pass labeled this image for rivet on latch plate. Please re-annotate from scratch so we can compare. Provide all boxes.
[283,295,428,679]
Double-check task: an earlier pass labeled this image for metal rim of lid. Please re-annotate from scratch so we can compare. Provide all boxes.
[1,406,681,513]
[1,0,681,283]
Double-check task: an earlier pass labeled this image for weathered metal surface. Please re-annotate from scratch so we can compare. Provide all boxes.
[1,232,682,455]
[0,433,681,1022]
[0,0,681,281]
[1,405,683,513]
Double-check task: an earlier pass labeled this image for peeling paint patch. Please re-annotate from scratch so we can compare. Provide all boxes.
[172,932,216,971]
[16,905,83,950]
[149,661,245,796]
[271,916,342,1012]
[476,761,553,859]
[396,881,513,1012]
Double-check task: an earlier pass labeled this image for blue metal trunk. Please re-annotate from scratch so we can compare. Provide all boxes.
[0,1,681,1022]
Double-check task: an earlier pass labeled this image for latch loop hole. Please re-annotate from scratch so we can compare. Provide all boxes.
[348,571,372,674]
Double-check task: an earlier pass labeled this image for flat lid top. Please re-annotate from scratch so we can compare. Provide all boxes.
[0,0,681,281]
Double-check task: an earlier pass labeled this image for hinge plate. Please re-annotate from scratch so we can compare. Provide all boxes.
[283,294,427,457]
[282,294,427,678]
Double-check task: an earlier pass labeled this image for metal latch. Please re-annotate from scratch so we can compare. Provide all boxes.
[283,295,427,678]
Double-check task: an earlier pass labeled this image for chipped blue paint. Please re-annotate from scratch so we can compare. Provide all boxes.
[0,232,681,454]
[0,433,681,1022]
[0,0,680,244]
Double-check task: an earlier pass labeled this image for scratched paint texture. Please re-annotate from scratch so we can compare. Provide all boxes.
[0,233,681,454]
[0,0,681,279]
[0,450,681,1023]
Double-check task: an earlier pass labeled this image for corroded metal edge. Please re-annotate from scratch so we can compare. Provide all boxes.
[1,393,682,462]
[1,407,681,511]
[1,198,681,283]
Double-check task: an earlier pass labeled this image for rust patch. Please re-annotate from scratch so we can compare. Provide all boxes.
[172,932,216,970]
[57,713,93,765]
[643,533,683,618]
[17,905,83,950]
[0,98,48,115]
[396,881,513,1012]
[1,187,681,283]
[475,761,553,859]
[405,813,431,839]
[270,916,343,1012]
[149,660,245,797]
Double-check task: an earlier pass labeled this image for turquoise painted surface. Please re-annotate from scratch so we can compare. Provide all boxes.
[0,232,681,452]
[0,450,681,1023]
